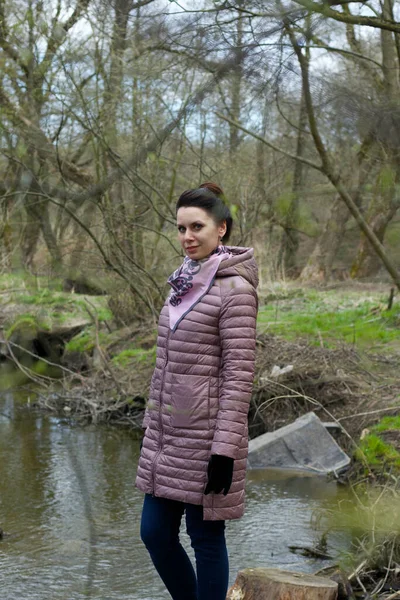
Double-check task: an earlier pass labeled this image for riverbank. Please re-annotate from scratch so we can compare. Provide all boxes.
[2,274,400,598]
[2,275,399,439]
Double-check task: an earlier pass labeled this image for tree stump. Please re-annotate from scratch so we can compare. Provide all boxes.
[226,568,338,600]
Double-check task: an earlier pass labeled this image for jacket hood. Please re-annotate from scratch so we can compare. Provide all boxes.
[217,246,259,289]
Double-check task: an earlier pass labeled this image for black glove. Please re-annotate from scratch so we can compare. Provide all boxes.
[204,455,234,496]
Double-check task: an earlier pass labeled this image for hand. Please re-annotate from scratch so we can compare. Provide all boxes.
[204,454,234,496]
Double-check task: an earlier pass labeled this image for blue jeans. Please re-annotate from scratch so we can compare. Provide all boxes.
[140,494,229,600]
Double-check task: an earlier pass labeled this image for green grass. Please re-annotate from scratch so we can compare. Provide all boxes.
[323,484,400,574]
[111,346,156,368]
[355,433,400,468]
[373,416,400,432]
[17,289,72,306]
[257,290,399,350]
[0,272,64,292]
[354,416,400,470]
[15,290,112,319]
[66,335,157,365]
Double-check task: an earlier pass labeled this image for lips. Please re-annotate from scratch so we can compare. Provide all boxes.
[186,246,198,251]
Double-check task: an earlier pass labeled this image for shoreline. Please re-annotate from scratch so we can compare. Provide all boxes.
[2,278,400,598]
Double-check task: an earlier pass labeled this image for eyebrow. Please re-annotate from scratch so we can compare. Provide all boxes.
[177,220,205,227]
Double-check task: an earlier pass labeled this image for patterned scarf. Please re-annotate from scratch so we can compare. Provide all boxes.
[167,245,230,331]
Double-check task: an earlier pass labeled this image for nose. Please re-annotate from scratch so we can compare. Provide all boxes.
[184,230,195,244]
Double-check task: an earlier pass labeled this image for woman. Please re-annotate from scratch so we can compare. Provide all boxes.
[136,182,258,600]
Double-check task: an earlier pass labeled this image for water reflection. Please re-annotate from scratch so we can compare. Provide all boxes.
[0,393,349,599]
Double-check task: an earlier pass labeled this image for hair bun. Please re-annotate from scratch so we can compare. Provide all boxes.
[199,181,224,197]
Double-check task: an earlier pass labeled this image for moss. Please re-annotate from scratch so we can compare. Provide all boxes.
[65,330,96,353]
[5,314,49,338]
[112,346,156,368]
[65,328,112,353]
[4,276,112,338]
[96,307,113,322]
[0,368,30,391]
[31,360,61,377]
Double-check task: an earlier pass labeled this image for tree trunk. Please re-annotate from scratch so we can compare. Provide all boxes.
[278,84,307,276]
[22,195,42,269]
[255,99,275,256]
[351,159,399,278]
[226,568,338,600]
[68,201,96,272]
[26,170,63,272]
[229,2,244,156]
[299,137,371,282]
[381,0,400,100]
[104,0,132,146]
[1,192,13,270]
[300,139,371,283]
[299,194,349,282]
[351,204,398,278]
[349,0,399,279]
[286,20,400,291]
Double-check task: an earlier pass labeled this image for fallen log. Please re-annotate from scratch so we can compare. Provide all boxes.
[226,567,338,600]
[289,544,333,560]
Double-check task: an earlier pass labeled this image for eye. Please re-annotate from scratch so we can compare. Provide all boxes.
[177,226,186,233]
[193,223,203,230]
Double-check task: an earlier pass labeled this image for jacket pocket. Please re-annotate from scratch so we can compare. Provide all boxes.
[170,374,210,429]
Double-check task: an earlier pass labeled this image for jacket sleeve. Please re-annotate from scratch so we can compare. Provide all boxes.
[141,369,157,429]
[142,406,150,429]
[211,285,258,460]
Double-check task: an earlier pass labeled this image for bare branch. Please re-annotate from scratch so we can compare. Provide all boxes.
[284,17,400,290]
[42,43,252,203]
[292,0,400,34]
[37,0,93,84]
[0,83,93,187]
[36,191,159,315]
[0,0,29,76]
[215,111,323,171]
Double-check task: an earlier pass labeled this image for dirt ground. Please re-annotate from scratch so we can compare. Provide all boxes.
[251,333,400,451]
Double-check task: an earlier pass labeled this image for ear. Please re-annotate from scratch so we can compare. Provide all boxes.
[219,220,227,239]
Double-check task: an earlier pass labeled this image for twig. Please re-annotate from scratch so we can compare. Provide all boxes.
[356,575,367,595]
[348,559,368,581]
[84,300,123,394]
[338,406,400,421]
[388,288,395,310]
[1,340,86,382]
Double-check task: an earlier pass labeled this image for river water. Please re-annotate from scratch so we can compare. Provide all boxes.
[0,392,349,600]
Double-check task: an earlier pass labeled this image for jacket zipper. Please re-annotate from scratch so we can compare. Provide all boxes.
[151,328,170,496]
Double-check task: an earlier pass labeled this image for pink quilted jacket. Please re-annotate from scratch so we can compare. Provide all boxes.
[135,247,258,520]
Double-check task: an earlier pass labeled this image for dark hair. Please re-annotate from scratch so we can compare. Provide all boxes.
[176,182,233,242]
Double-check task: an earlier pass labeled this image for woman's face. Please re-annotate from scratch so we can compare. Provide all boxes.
[177,207,226,260]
